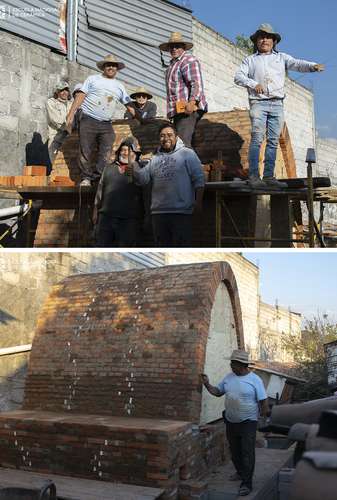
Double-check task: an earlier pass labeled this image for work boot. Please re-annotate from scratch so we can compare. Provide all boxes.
[263,176,286,189]
[248,175,266,189]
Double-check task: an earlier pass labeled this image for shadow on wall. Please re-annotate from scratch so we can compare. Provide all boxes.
[25,132,51,174]
[194,119,245,177]
[0,309,16,325]
[0,363,27,412]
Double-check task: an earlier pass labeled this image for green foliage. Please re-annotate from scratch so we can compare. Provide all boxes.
[282,316,337,401]
[235,34,254,54]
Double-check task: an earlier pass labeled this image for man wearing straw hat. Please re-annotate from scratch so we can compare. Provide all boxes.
[66,54,134,187]
[159,32,207,148]
[234,23,324,189]
[201,349,269,496]
[124,86,157,124]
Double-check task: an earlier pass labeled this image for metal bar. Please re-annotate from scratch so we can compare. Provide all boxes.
[307,161,315,247]
[215,190,221,247]
[220,237,309,243]
[220,200,247,248]
[67,0,79,61]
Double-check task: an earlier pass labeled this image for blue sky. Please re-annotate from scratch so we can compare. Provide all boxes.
[174,0,337,139]
[242,252,337,322]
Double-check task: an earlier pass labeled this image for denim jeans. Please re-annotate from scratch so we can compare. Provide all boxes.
[248,100,284,178]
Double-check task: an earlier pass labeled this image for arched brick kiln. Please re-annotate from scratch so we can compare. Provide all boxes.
[24,262,243,423]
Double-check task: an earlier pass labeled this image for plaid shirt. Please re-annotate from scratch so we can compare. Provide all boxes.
[166,52,207,118]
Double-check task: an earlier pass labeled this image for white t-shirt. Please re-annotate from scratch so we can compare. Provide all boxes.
[217,372,267,423]
[80,74,131,121]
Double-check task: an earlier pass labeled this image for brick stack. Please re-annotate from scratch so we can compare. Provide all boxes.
[0,166,48,188]
[0,263,243,498]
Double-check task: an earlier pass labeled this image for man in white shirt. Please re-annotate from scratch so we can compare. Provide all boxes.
[66,54,134,186]
[234,24,324,188]
[201,349,269,497]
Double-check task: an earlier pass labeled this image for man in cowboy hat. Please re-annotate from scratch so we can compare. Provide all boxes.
[124,86,157,124]
[66,54,134,186]
[46,81,72,163]
[235,23,324,189]
[159,31,207,148]
[201,349,269,497]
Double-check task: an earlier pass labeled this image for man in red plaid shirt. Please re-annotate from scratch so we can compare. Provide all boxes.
[159,32,207,148]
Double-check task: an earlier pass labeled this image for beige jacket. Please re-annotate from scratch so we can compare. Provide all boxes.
[46,97,72,143]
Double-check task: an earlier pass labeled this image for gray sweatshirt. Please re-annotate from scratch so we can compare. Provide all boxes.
[133,138,204,214]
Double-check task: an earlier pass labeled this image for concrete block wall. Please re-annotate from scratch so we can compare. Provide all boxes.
[0,30,166,178]
[316,137,337,225]
[258,302,302,362]
[192,18,316,177]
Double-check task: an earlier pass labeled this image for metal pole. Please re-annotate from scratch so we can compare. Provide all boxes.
[306,148,316,248]
[216,191,221,247]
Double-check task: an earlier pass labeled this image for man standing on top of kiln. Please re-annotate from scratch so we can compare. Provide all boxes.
[234,23,324,189]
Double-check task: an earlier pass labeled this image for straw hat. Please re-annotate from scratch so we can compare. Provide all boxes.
[230,349,254,365]
[250,23,281,44]
[130,87,153,100]
[159,31,193,52]
[96,54,125,71]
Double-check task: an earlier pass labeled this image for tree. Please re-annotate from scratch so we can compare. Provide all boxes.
[235,35,254,54]
[282,315,337,401]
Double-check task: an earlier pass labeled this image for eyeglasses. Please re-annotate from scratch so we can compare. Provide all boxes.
[136,94,148,99]
[104,63,118,68]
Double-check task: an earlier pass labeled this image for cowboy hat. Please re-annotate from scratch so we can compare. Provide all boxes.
[230,349,254,365]
[96,54,125,71]
[130,86,153,100]
[159,31,193,52]
[250,23,281,44]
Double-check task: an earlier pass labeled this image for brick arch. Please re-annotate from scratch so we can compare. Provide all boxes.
[24,261,244,422]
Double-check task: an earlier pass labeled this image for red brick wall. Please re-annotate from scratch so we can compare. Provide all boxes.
[24,262,244,422]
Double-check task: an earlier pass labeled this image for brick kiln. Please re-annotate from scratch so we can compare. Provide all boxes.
[34,111,297,246]
[0,262,244,498]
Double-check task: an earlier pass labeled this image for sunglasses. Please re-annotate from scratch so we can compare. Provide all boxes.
[104,63,118,68]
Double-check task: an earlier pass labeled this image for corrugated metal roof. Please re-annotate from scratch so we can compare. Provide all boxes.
[0,0,65,52]
[125,252,165,268]
[76,0,192,98]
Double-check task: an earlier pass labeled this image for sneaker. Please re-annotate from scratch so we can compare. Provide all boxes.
[238,484,252,496]
[80,179,91,187]
[263,177,286,189]
[248,175,267,189]
[229,472,241,481]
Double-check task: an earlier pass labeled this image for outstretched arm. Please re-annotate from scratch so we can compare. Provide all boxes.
[284,54,325,73]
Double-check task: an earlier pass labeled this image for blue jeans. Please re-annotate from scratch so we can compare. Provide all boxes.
[248,100,284,178]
